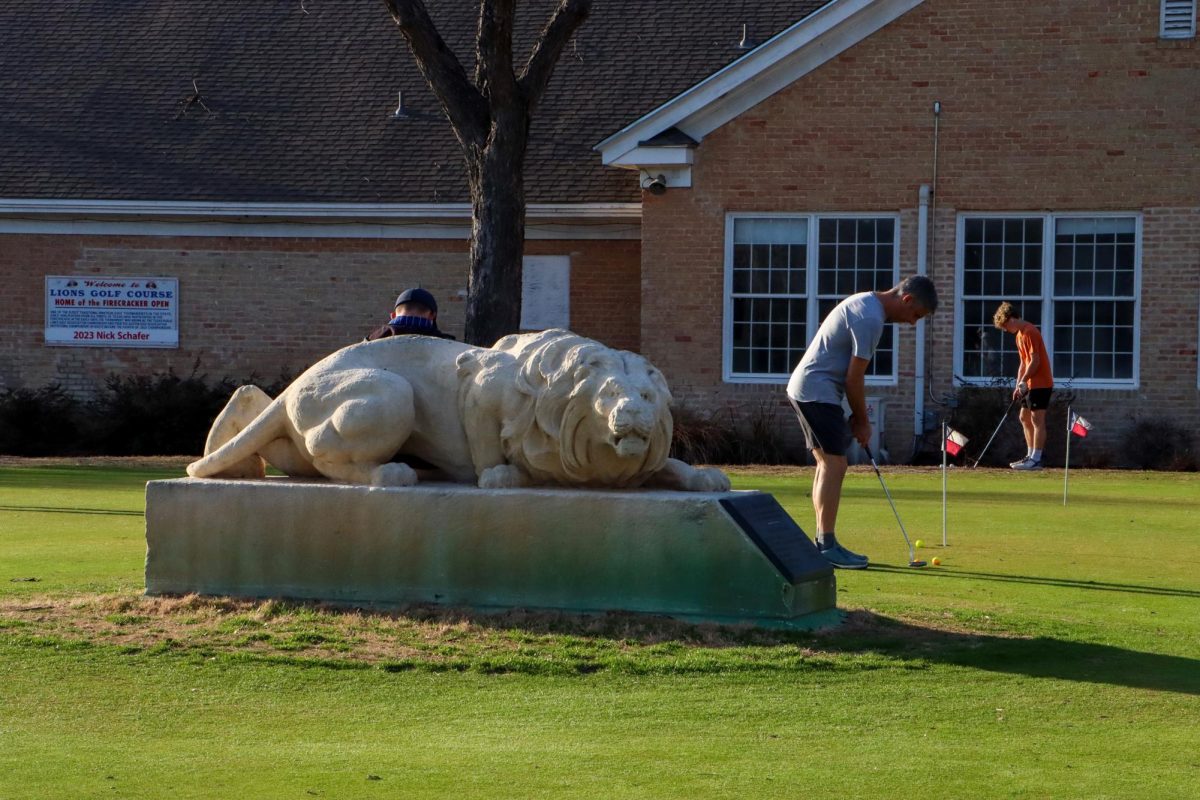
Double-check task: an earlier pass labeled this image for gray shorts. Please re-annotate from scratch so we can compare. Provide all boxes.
[789,398,851,456]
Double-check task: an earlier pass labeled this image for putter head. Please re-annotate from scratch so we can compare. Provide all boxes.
[908,560,927,568]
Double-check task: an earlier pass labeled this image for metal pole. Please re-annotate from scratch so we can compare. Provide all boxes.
[1063,405,1072,506]
[942,420,948,547]
[972,395,1018,469]
[865,445,922,566]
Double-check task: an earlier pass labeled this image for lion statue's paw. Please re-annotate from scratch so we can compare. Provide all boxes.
[370,462,419,487]
[685,466,732,492]
[649,459,731,492]
[478,464,530,489]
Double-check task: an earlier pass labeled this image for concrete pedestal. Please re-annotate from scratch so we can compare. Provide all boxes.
[145,478,838,628]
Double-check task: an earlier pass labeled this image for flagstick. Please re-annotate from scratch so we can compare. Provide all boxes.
[1063,405,1071,506]
[941,420,948,547]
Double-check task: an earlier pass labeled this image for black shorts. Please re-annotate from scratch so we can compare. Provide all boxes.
[1024,388,1053,411]
[789,399,851,456]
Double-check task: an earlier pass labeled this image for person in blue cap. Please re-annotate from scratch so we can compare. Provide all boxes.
[364,287,455,341]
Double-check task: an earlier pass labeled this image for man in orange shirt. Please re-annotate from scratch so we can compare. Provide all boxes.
[993,302,1054,470]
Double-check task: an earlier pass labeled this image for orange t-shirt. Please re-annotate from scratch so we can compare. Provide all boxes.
[1016,321,1053,389]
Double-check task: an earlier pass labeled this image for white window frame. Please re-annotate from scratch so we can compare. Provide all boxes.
[722,211,901,385]
[953,212,1143,390]
[1161,0,1197,39]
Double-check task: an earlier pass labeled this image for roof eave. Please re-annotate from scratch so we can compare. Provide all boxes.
[596,0,925,168]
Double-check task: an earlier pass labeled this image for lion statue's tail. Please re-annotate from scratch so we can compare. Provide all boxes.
[186,398,289,478]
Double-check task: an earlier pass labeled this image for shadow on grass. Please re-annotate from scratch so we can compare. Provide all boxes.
[824,610,1200,696]
[846,487,1200,508]
[0,504,143,517]
[11,590,1197,692]
[869,564,1200,598]
[219,597,1200,695]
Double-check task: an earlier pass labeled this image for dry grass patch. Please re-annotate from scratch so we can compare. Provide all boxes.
[0,592,995,676]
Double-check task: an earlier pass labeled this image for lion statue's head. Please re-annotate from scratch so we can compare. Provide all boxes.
[487,330,674,488]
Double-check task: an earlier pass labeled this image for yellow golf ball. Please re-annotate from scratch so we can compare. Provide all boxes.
[914,539,923,549]
[932,557,942,566]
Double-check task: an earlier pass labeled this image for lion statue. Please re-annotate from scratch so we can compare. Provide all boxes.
[186,329,730,492]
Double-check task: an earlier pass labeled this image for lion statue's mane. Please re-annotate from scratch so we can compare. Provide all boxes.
[474,330,674,488]
[188,329,729,492]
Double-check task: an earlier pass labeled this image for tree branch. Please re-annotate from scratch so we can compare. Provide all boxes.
[475,0,518,108]
[518,0,591,109]
[384,0,488,144]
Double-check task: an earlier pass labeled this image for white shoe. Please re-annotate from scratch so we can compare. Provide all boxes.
[1012,458,1042,471]
[1009,457,1031,467]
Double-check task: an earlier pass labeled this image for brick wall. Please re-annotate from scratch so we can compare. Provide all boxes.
[0,234,641,398]
[642,0,1199,461]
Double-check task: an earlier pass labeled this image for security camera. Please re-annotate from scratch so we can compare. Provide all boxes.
[643,174,667,195]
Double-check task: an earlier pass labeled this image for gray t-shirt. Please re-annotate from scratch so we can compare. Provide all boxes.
[786,292,885,404]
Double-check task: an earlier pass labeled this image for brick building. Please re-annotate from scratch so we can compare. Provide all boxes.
[2,0,1197,462]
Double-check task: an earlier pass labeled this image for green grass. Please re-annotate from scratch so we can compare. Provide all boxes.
[2,463,1198,799]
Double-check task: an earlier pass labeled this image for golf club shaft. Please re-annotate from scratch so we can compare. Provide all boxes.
[972,395,1019,468]
[864,446,915,560]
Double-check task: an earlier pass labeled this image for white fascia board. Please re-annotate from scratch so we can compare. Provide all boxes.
[597,0,924,165]
[609,146,696,168]
[0,199,642,240]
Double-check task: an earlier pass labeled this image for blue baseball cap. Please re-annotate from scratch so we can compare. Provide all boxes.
[394,287,437,314]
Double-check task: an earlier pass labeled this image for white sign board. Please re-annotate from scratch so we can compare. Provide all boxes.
[45,276,179,348]
[520,256,570,330]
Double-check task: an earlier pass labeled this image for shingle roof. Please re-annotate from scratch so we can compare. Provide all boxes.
[0,0,826,204]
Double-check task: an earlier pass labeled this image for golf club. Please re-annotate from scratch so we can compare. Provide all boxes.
[864,445,926,568]
[971,393,1020,469]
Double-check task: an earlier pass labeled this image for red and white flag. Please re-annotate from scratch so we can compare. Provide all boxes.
[945,428,969,456]
[1070,412,1092,438]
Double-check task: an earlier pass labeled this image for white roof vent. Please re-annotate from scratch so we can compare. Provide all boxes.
[1161,0,1197,38]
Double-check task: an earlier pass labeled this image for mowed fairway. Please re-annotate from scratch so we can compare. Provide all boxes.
[2,462,1198,799]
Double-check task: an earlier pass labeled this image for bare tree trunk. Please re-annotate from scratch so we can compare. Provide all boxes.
[384,0,591,346]
[465,109,528,345]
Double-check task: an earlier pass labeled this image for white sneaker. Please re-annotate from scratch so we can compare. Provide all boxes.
[1009,457,1031,467]
[1012,458,1042,471]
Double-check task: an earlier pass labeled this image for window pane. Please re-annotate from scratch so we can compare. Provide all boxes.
[961,216,1056,381]
[1054,217,1137,303]
[729,218,809,377]
[1053,299,1135,381]
[733,322,749,348]
[770,268,789,293]
[816,216,898,379]
[751,269,769,293]
[1051,217,1142,383]
[732,269,750,293]
[962,299,1040,379]
[733,349,750,372]
[964,268,982,296]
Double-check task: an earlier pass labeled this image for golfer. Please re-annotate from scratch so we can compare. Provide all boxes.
[993,302,1053,470]
[786,276,939,569]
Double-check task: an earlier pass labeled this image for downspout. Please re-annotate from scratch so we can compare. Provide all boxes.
[914,183,931,459]
[911,100,942,462]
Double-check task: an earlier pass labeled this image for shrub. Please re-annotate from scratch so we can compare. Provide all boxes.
[941,383,1075,467]
[671,399,797,466]
[941,384,1023,467]
[0,385,84,456]
[1118,417,1197,471]
[87,366,294,456]
[732,399,792,465]
[0,367,293,457]
[86,369,240,455]
[670,404,738,465]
